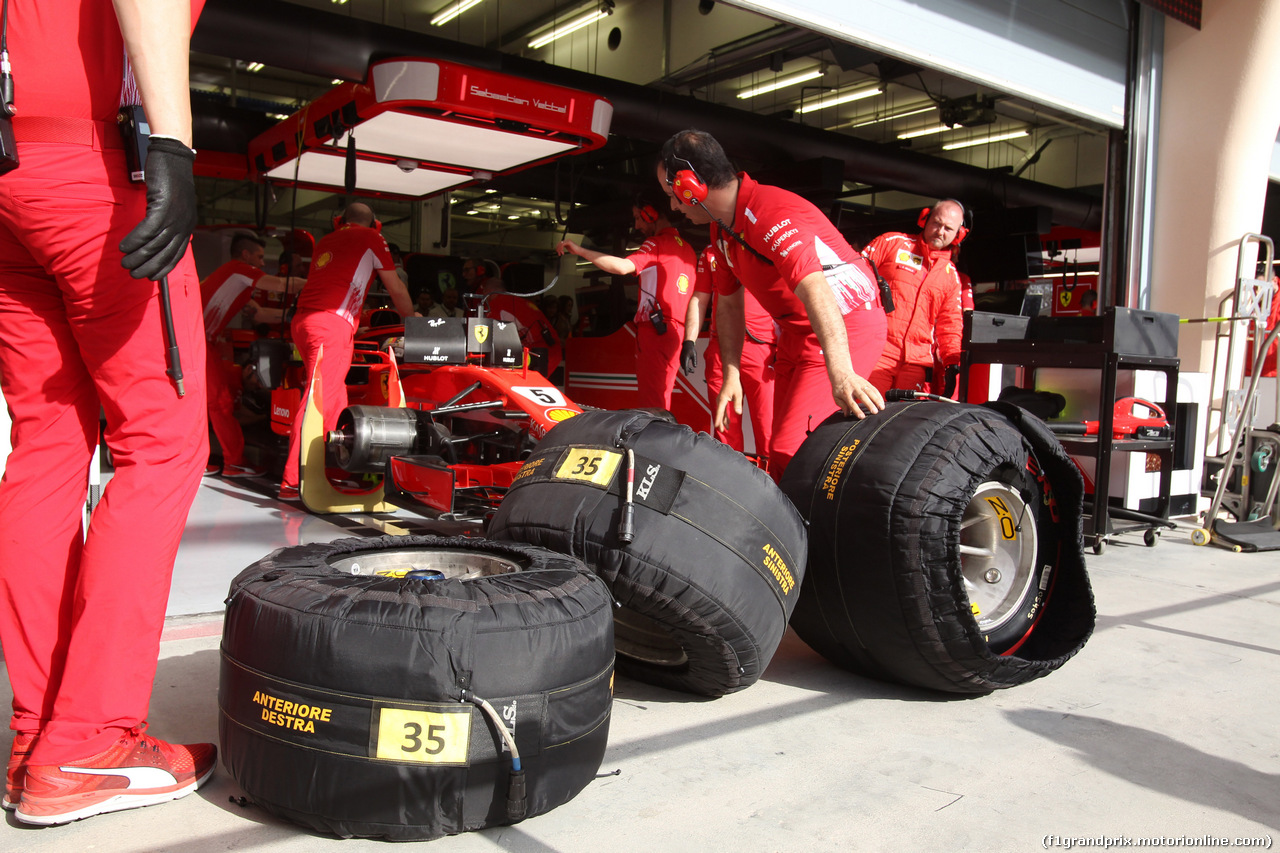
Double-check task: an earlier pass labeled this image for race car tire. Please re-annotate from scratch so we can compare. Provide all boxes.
[780,401,1094,694]
[219,534,615,841]
[488,409,807,698]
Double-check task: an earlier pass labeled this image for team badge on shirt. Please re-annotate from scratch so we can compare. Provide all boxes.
[677,273,690,294]
[315,251,333,269]
[895,249,923,270]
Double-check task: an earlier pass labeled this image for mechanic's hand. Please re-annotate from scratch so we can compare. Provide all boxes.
[119,137,198,281]
[714,376,744,433]
[555,240,580,257]
[833,371,885,420]
[680,340,698,375]
[942,364,960,398]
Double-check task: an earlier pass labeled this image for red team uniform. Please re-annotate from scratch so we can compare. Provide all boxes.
[628,227,697,409]
[200,260,264,470]
[696,246,776,457]
[0,0,209,768]
[281,224,394,490]
[711,174,886,478]
[862,231,964,394]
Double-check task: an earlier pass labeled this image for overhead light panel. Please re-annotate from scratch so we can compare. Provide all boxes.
[737,68,823,100]
[246,61,264,73]
[942,129,1029,150]
[795,86,881,114]
[897,124,951,140]
[528,6,613,49]
[431,0,484,26]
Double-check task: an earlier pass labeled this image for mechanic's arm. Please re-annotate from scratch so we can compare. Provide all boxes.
[680,290,711,375]
[112,0,192,144]
[934,280,965,366]
[377,269,419,319]
[556,240,637,276]
[794,271,884,419]
[252,274,305,295]
[713,288,746,432]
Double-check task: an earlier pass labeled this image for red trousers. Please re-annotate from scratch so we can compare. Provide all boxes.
[868,352,931,396]
[635,323,683,410]
[705,335,775,459]
[0,142,208,763]
[207,353,246,468]
[281,309,355,489]
[770,306,887,481]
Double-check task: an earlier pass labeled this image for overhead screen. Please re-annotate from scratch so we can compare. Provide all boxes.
[722,0,1129,128]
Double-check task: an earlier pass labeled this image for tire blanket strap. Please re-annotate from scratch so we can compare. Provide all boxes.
[220,654,613,769]
[509,444,800,607]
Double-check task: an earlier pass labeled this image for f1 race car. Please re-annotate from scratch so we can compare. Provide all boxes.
[257,308,580,518]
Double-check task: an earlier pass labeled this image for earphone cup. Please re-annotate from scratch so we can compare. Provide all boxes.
[333,215,343,231]
[917,207,931,230]
[953,224,969,245]
[673,170,708,206]
[638,205,659,224]
[374,219,382,233]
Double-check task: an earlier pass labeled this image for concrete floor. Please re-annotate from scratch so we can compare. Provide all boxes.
[2,475,1278,851]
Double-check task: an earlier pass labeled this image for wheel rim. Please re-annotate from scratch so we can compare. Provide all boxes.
[613,607,689,668]
[959,481,1039,635]
[328,548,522,580]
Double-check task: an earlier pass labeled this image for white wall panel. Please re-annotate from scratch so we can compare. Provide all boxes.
[722,0,1129,127]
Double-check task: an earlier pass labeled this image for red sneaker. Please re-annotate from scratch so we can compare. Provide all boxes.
[222,462,266,479]
[14,727,216,825]
[203,463,221,476]
[3,732,36,810]
[278,483,300,501]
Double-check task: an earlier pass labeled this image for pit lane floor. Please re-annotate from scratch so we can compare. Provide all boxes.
[2,475,1278,851]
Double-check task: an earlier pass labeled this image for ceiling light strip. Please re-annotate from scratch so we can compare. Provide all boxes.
[736,68,823,100]
[942,129,1030,150]
[529,9,611,49]
[896,123,951,140]
[431,0,484,26]
[795,86,881,114]
[837,104,935,130]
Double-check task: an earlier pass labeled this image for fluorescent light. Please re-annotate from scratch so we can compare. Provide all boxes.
[528,9,611,49]
[431,0,483,26]
[897,124,951,140]
[269,113,290,121]
[330,79,344,85]
[507,214,520,220]
[736,68,823,100]
[839,104,935,130]
[795,86,881,114]
[466,209,479,215]
[246,61,264,73]
[943,129,1029,150]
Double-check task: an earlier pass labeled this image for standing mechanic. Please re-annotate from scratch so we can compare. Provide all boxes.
[658,129,886,480]
[557,192,697,410]
[201,231,301,477]
[682,245,776,460]
[863,200,967,395]
[279,202,416,499]
[0,0,217,825]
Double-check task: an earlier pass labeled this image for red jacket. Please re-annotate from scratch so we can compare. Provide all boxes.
[863,231,963,366]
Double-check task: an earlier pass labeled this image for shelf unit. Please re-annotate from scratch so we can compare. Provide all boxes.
[960,322,1179,554]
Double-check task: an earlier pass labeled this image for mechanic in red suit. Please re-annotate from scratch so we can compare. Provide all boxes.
[200,231,300,477]
[478,269,562,378]
[279,202,415,499]
[658,130,886,480]
[681,245,776,462]
[556,193,697,410]
[864,200,967,395]
[0,0,218,825]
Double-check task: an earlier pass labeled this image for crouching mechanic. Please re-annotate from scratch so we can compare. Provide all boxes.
[0,0,218,826]
[864,200,967,395]
[201,231,303,477]
[658,129,886,480]
[279,203,417,499]
[557,192,697,410]
[682,245,776,462]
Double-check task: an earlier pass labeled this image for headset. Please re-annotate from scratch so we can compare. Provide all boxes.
[636,203,660,225]
[917,202,970,246]
[665,154,709,207]
[333,214,382,232]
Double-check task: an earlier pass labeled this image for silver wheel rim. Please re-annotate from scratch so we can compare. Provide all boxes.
[959,481,1039,635]
[613,608,688,667]
[328,548,522,580]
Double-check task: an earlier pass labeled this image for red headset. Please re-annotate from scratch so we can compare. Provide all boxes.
[666,154,709,206]
[918,205,969,246]
[636,203,660,224]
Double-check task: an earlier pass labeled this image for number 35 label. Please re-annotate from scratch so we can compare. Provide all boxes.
[556,448,622,486]
[374,708,471,765]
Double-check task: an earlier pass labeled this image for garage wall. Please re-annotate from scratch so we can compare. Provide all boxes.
[722,0,1130,127]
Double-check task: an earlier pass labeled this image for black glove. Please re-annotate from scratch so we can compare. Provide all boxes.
[681,340,698,375]
[942,364,960,399]
[119,137,198,281]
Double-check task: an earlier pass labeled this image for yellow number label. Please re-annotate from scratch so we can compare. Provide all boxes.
[375,708,470,765]
[556,448,622,486]
[985,496,1018,540]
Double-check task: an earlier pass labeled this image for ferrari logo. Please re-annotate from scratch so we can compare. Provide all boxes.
[1060,290,1071,308]
[474,325,489,344]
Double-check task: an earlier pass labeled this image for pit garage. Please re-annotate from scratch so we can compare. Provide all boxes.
[1,0,1279,848]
